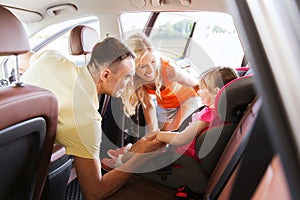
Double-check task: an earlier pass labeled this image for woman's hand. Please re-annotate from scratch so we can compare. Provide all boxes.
[145,129,160,138]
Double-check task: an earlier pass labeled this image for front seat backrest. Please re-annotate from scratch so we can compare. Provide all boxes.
[0,5,58,200]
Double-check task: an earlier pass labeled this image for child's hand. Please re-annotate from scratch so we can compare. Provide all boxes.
[192,111,202,122]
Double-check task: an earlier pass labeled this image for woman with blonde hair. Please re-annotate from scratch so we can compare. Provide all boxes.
[121,32,201,132]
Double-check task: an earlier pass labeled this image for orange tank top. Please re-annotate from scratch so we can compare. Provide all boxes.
[145,59,198,108]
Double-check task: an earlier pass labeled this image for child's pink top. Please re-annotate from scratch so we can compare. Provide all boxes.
[175,106,222,160]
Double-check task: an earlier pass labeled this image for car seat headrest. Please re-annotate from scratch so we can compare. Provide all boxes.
[215,75,256,122]
[0,6,30,56]
[69,25,100,55]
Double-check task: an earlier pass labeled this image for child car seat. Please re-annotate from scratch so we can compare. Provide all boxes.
[138,75,256,193]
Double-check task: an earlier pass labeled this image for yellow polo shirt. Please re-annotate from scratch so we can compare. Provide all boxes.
[22,50,102,160]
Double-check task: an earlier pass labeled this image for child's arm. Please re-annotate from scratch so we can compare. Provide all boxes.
[121,120,208,163]
[156,120,209,146]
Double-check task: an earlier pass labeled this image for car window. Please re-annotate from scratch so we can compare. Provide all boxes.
[120,11,244,74]
[188,12,244,70]
[120,12,152,38]
[30,16,100,66]
[148,12,196,60]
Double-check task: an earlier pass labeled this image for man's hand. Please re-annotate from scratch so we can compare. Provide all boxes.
[121,134,166,163]
[130,134,165,154]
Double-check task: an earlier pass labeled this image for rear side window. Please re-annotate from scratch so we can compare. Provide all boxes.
[148,12,196,60]
[120,11,244,73]
[29,16,100,66]
[0,16,99,82]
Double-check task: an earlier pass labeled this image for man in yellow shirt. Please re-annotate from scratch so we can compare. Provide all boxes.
[22,37,164,199]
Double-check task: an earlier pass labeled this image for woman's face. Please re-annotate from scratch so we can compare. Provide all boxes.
[135,51,156,82]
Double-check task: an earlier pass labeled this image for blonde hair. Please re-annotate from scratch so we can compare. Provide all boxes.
[121,33,162,116]
[200,66,239,94]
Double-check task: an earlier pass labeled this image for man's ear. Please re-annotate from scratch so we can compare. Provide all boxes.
[100,68,110,81]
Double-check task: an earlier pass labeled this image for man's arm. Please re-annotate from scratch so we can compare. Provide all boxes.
[74,136,164,200]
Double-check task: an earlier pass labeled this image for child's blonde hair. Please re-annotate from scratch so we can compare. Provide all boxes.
[200,66,239,95]
[121,33,162,117]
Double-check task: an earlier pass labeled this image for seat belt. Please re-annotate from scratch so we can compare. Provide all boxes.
[229,109,274,200]
[100,94,111,118]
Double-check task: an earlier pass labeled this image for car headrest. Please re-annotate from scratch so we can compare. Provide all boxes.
[69,25,100,55]
[0,6,30,56]
[215,75,256,123]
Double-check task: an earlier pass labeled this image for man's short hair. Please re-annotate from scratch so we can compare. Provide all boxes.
[89,37,136,73]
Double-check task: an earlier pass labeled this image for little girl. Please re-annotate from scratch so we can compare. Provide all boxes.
[155,66,238,160]
[101,66,239,170]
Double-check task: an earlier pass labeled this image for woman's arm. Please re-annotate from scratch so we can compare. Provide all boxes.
[156,120,209,146]
[142,93,159,133]
[165,59,199,87]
